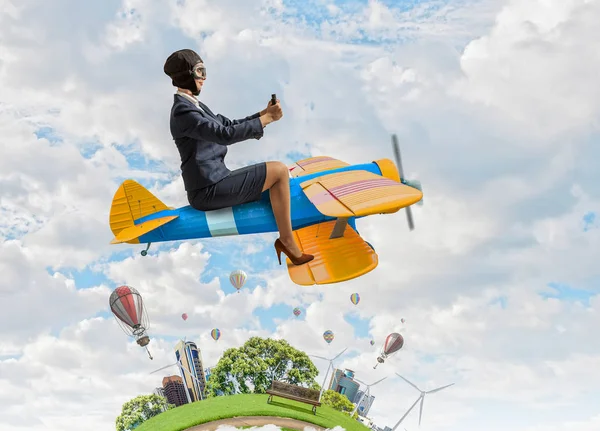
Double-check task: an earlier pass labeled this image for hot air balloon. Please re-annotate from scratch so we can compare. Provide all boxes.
[323,330,334,344]
[370,340,375,346]
[401,318,405,323]
[109,285,153,360]
[182,313,188,321]
[293,307,301,317]
[350,293,360,305]
[211,328,221,341]
[373,332,404,369]
[229,269,247,293]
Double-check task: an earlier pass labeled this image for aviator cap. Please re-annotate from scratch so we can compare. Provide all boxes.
[163,49,203,94]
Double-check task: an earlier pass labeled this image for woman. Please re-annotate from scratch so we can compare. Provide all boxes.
[163,49,313,266]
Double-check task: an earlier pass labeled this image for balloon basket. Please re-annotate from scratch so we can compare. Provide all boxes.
[136,335,150,347]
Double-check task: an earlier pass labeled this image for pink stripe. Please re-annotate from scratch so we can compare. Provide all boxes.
[310,178,398,205]
[298,157,332,167]
[330,179,398,195]
[333,182,394,196]
[310,190,339,205]
[310,178,399,205]
[330,178,397,191]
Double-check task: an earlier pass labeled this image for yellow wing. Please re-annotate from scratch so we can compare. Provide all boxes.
[286,220,378,285]
[300,170,422,217]
[109,179,175,244]
[110,215,179,244]
[288,156,350,178]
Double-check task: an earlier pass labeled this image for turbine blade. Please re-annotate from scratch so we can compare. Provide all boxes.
[396,373,422,392]
[418,396,424,426]
[310,355,328,361]
[149,362,177,374]
[354,377,366,385]
[332,347,348,360]
[371,376,387,386]
[391,395,421,430]
[426,383,455,394]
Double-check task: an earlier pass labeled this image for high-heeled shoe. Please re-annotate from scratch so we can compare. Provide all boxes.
[274,238,314,266]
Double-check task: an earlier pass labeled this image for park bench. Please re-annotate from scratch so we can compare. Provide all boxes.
[265,380,321,414]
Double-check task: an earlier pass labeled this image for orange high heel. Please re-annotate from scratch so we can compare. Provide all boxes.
[274,238,314,266]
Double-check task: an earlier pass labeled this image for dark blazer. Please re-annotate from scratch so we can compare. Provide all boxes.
[169,94,264,191]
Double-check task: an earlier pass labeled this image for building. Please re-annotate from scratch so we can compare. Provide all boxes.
[161,375,189,407]
[152,387,169,412]
[328,368,360,403]
[354,389,376,416]
[203,366,238,397]
[174,340,207,402]
[204,367,222,396]
[357,416,374,428]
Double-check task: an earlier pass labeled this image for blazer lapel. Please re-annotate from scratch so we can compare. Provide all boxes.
[174,94,222,125]
[198,101,219,121]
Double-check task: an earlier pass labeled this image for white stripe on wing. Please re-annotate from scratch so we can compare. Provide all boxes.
[205,207,239,237]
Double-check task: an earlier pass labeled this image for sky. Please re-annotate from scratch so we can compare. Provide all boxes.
[1,0,599,430]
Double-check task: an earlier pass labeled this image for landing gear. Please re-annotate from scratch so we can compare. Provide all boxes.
[141,243,151,256]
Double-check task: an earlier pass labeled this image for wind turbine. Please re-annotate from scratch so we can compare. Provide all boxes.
[309,347,347,401]
[392,373,454,429]
[351,376,387,417]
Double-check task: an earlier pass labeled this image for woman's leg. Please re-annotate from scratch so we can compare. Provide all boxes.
[262,161,303,258]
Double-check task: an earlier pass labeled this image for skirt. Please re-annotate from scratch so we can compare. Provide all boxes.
[188,162,267,211]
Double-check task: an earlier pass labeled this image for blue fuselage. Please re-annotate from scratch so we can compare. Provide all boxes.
[136,162,385,244]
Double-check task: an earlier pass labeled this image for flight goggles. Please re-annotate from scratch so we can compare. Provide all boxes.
[191,63,206,79]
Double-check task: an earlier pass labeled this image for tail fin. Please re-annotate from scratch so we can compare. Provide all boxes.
[109,180,170,243]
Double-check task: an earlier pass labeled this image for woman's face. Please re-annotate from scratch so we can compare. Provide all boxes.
[192,62,206,92]
[195,77,204,92]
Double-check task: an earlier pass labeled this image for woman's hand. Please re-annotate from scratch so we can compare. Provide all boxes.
[260,98,283,127]
[266,98,283,120]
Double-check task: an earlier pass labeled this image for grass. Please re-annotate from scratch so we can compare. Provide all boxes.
[240,428,296,431]
[136,393,371,431]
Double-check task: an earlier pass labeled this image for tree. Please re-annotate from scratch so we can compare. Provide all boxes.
[206,337,320,396]
[115,394,174,431]
[321,390,359,419]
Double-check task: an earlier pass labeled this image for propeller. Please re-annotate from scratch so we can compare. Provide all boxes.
[391,134,423,231]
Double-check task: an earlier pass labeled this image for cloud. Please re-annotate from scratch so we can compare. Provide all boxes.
[455,0,600,138]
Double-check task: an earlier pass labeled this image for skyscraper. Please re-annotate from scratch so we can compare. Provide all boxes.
[161,375,189,407]
[354,389,376,416]
[328,368,360,403]
[174,340,207,402]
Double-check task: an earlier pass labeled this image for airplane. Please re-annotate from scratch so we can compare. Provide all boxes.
[107,135,423,286]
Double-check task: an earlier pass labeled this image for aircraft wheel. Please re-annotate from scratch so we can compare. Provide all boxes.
[141,250,147,256]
